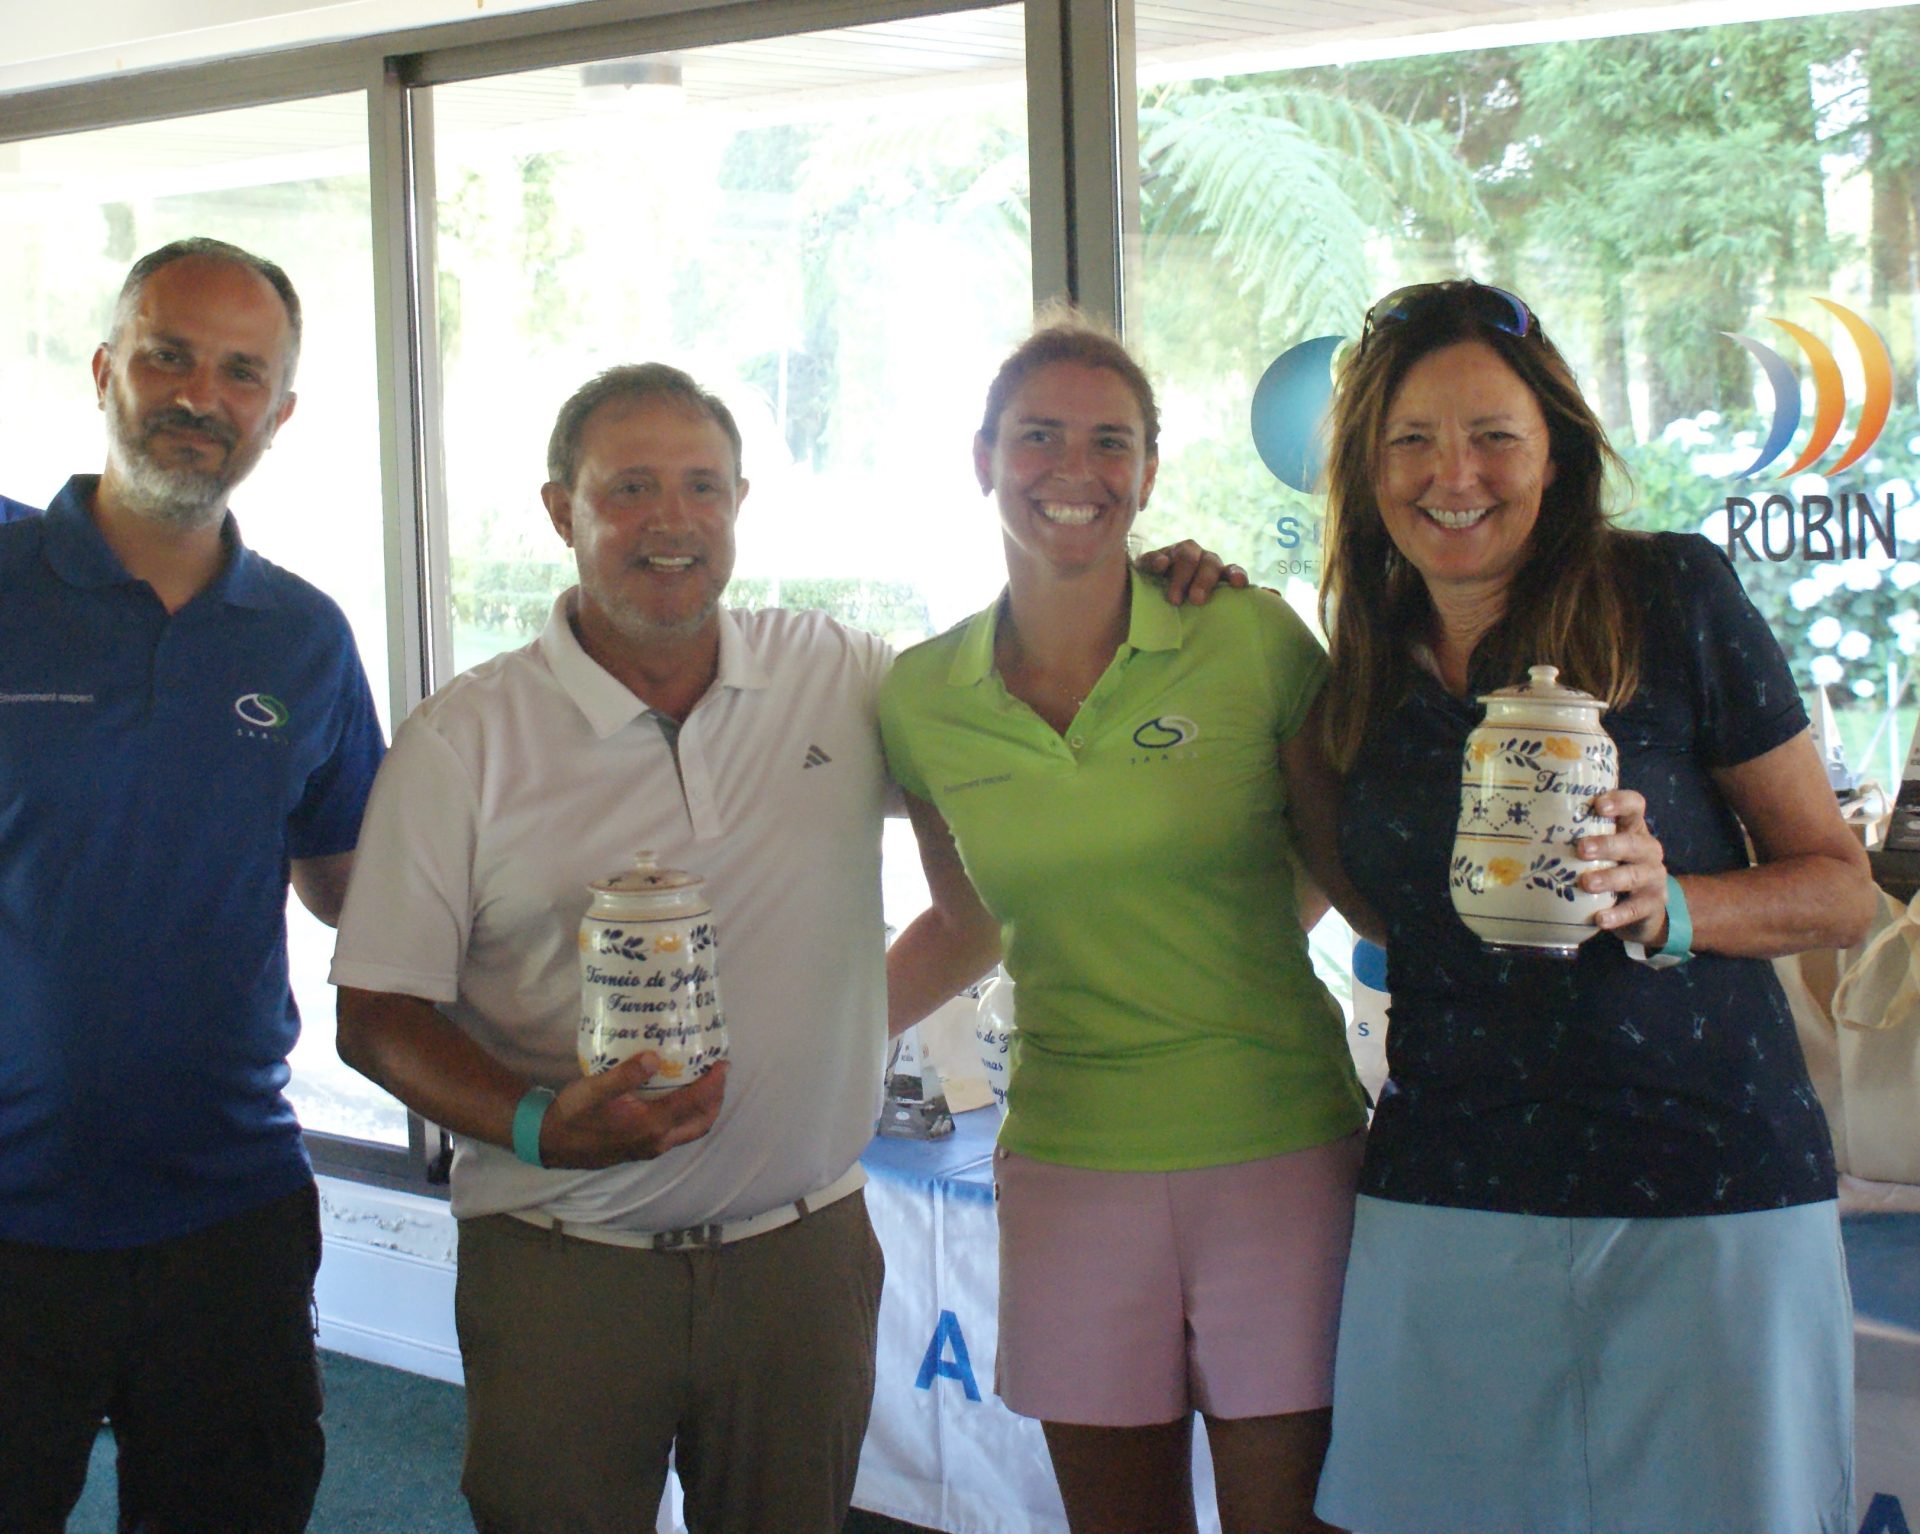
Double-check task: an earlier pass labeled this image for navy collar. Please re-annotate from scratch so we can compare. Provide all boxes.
[41,474,276,610]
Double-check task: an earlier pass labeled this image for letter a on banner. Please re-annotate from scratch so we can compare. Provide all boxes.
[1860,1494,1912,1534]
[915,1309,982,1402]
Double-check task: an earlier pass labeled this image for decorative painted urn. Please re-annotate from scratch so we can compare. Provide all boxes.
[577,851,728,1091]
[1450,665,1619,958]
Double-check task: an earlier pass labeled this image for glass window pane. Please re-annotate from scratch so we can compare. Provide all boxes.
[0,99,408,1145]
[432,10,1029,662]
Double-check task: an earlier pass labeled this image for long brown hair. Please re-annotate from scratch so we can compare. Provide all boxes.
[1318,285,1646,770]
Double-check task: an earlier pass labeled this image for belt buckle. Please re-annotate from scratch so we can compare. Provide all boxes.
[651,1222,724,1251]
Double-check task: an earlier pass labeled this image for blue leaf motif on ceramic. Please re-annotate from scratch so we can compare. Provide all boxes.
[1449,853,1485,895]
[1497,736,1548,770]
[1522,853,1581,902]
[593,926,655,963]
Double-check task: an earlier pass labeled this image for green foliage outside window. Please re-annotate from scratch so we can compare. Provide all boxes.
[1133,8,1920,764]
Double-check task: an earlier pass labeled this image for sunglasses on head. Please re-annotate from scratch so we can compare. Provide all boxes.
[1357,281,1534,356]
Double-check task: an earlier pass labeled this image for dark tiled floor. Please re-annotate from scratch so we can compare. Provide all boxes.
[69,1349,942,1534]
[845,1513,938,1534]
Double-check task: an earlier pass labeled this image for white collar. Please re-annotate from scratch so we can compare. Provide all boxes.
[536,590,771,740]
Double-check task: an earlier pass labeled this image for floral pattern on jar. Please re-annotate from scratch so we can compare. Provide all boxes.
[1451,666,1619,957]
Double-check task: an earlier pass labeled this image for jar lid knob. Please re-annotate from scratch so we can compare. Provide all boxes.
[588,850,701,895]
[1528,665,1559,687]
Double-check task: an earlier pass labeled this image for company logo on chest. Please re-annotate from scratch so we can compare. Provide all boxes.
[936,713,1203,794]
[233,691,292,744]
[1128,714,1199,765]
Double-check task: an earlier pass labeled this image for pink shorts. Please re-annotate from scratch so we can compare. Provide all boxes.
[994,1134,1363,1426]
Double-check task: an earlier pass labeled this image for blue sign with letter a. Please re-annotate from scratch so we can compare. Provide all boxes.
[1861,1494,1912,1534]
[915,1308,981,1402]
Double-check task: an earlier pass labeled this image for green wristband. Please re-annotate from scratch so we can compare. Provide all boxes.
[511,1086,556,1168]
[1657,874,1693,962]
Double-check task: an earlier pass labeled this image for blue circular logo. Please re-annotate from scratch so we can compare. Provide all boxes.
[1250,335,1344,493]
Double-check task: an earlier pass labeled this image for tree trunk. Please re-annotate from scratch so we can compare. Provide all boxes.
[1870,156,1920,406]
[1596,265,1634,438]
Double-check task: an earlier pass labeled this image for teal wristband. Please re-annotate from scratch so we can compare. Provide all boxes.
[511,1086,556,1168]
[1657,874,1693,962]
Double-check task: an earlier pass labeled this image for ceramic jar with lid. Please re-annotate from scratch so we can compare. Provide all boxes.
[1450,665,1619,958]
[577,851,728,1091]
[972,966,1016,1114]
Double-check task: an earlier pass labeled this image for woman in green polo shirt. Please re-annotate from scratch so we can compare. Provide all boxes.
[879,315,1369,1534]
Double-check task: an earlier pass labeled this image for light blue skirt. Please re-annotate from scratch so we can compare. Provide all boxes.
[1315,1195,1854,1534]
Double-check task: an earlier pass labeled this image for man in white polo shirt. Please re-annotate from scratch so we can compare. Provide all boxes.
[332,363,889,1532]
[332,361,1237,1533]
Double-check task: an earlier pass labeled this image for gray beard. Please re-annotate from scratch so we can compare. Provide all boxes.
[106,444,229,531]
[103,387,246,531]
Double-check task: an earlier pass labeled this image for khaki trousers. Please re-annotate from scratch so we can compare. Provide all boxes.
[456,1189,884,1534]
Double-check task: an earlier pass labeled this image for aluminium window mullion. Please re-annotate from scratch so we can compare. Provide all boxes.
[365,59,457,1188]
[1023,0,1137,331]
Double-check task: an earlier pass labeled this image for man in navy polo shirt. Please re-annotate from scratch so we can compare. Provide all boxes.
[0,238,386,1531]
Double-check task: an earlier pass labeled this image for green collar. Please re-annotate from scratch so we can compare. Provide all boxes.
[946,565,1183,688]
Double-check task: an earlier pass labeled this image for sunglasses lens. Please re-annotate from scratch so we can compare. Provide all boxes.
[1373,285,1435,327]
[1478,285,1532,338]
[1364,282,1533,345]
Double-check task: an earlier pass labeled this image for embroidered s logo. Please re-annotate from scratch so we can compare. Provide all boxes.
[1131,715,1197,749]
[233,693,289,729]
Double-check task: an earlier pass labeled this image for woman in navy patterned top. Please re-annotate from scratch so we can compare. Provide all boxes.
[1308,282,1877,1534]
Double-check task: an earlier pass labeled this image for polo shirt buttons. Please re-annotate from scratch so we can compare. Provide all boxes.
[1069,735,1086,751]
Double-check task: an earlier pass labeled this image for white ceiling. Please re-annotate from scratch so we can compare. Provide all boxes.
[0,0,581,91]
[7,0,1906,98]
